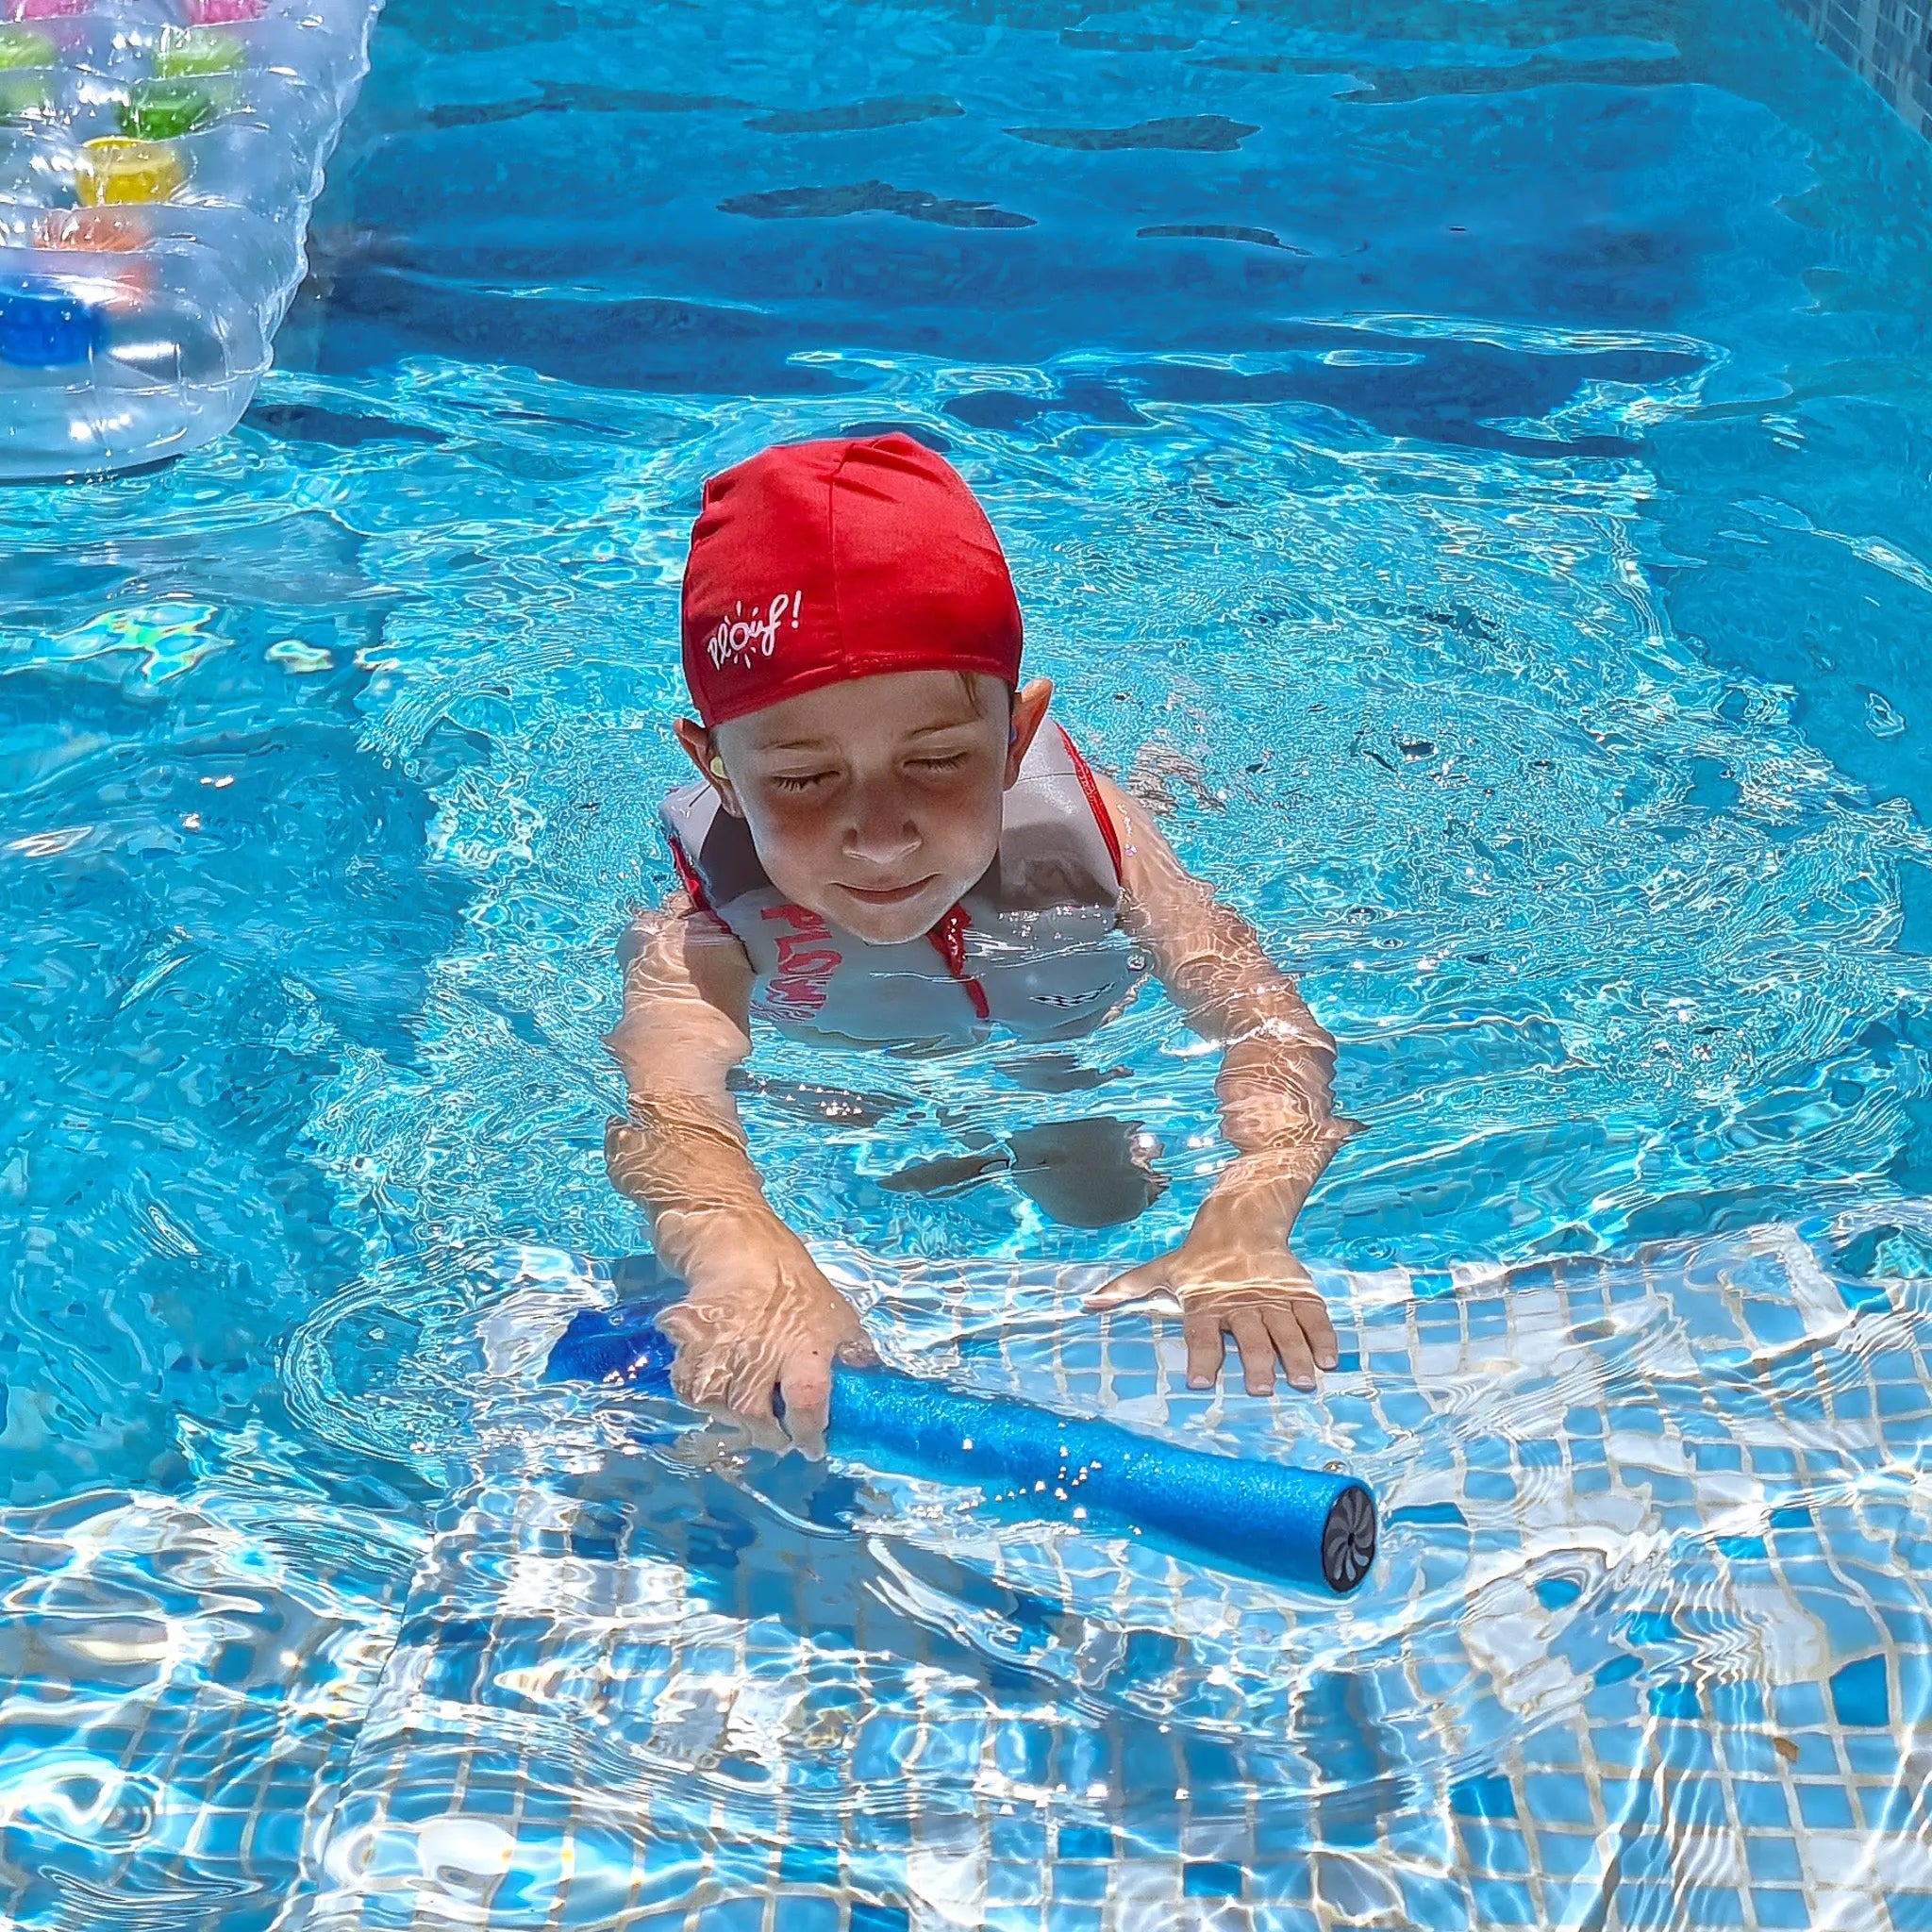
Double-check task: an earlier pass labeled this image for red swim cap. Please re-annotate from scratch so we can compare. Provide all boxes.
[680,432,1024,727]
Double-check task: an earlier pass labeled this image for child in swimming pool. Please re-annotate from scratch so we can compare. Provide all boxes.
[606,433,1355,1457]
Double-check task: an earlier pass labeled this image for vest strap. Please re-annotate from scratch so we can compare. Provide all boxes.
[1058,725,1124,883]
[927,905,991,1022]
[666,830,713,911]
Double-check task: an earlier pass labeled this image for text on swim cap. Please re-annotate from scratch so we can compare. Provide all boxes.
[707,591,803,672]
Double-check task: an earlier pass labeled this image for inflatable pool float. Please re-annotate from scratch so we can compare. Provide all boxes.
[549,1299,1380,1595]
[0,0,380,477]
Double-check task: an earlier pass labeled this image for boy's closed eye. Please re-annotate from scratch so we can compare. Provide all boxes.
[763,750,974,792]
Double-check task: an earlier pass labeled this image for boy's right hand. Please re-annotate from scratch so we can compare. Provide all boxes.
[654,1226,877,1458]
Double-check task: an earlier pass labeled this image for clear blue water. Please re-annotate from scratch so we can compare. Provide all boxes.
[7,0,1932,1925]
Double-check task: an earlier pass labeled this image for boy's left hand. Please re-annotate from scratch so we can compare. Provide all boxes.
[1086,1241,1339,1395]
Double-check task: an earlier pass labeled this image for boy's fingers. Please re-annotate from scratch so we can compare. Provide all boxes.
[1292,1293,1340,1372]
[1086,1260,1167,1310]
[778,1357,833,1460]
[726,1361,789,1453]
[835,1330,880,1370]
[1264,1307,1319,1392]
[667,1341,725,1410]
[1228,1310,1276,1396]
[603,1117,645,1176]
[1182,1306,1226,1390]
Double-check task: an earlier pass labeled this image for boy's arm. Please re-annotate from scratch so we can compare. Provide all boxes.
[1090,773,1356,1393]
[604,895,874,1455]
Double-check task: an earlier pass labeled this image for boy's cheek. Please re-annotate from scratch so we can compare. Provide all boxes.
[738,797,829,869]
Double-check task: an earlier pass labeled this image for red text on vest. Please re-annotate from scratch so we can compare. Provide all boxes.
[758,904,841,1015]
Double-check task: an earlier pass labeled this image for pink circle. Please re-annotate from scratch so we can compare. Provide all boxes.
[184,0,265,20]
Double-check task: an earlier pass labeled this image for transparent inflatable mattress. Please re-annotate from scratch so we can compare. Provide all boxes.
[0,0,380,478]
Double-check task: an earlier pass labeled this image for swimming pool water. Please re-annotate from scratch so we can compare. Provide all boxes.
[5,0,1932,1924]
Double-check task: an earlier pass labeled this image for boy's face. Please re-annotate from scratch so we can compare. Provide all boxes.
[680,670,1053,944]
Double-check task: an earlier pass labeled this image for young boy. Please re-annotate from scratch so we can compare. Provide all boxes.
[606,433,1353,1457]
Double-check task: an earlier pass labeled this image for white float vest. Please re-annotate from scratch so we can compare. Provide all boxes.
[660,725,1144,1049]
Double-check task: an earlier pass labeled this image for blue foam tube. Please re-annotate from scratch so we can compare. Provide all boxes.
[548,1301,1377,1595]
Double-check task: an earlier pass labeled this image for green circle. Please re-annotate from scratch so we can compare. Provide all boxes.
[0,26,56,72]
[119,75,238,139]
[155,27,248,78]
[0,73,52,122]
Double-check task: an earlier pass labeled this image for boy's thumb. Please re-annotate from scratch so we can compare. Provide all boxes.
[1085,1259,1169,1311]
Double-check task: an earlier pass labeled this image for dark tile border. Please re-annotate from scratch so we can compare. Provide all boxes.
[1778,0,1932,138]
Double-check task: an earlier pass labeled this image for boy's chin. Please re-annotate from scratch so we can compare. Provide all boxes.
[823,883,953,946]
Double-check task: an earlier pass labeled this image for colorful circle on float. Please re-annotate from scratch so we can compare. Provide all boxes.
[155,26,247,77]
[0,275,105,367]
[35,206,150,251]
[0,70,52,118]
[183,0,266,23]
[0,24,56,65]
[120,75,236,138]
[75,137,188,206]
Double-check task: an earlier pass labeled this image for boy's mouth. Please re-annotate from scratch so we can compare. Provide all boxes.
[838,875,938,906]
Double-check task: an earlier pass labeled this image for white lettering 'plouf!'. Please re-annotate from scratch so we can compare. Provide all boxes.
[707,591,804,672]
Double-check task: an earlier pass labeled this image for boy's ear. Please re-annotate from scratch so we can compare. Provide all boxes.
[1005,677,1054,787]
[675,717,745,818]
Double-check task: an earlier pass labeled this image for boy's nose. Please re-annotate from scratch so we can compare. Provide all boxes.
[844,785,921,869]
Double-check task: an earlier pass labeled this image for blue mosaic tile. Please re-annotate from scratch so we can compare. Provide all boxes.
[1651,1677,1702,1720]
[1054,1864,1108,1905]
[985,1864,1041,1907]
[1533,1831,1600,1879]
[1830,1655,1890,1726]
[1773,1681,1827,1727]
[1745,1837,1803,1884]
[1469,1874,1539,1924]
[1524,1773,1593,1826]
[1734,1778,1792,1829]
[1846,1734,1904,1776]
[1450,1775,1516,1820]
[780,1844,841,1886]
[1617,1880,1679,1928]
[1541,1880,1609,1920]
[1041,1909,1102,1932]
[694,1901,768,1932]
[1709,1682,1767,1725]
[1458,1822,1529,1874]
[1668,1778,1728,1829]
[1056,1825,1112,1862]
[1681,1884,1745,1927]
[1181,1862,1243,1900]
[773,1901,843,1932]
[1796,1782,1857,1829]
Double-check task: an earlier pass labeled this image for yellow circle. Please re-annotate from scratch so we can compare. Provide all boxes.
[75,137,186,206]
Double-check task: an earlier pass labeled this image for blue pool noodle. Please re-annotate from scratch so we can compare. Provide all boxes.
[548,1302,1377,1595]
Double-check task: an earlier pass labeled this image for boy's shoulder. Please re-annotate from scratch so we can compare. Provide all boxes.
[660,779,769,906]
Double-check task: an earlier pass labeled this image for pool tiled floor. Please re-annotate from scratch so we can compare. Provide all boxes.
[7,1215,1931,1930]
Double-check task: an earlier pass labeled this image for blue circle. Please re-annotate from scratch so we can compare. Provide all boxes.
[0,276,106,369]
